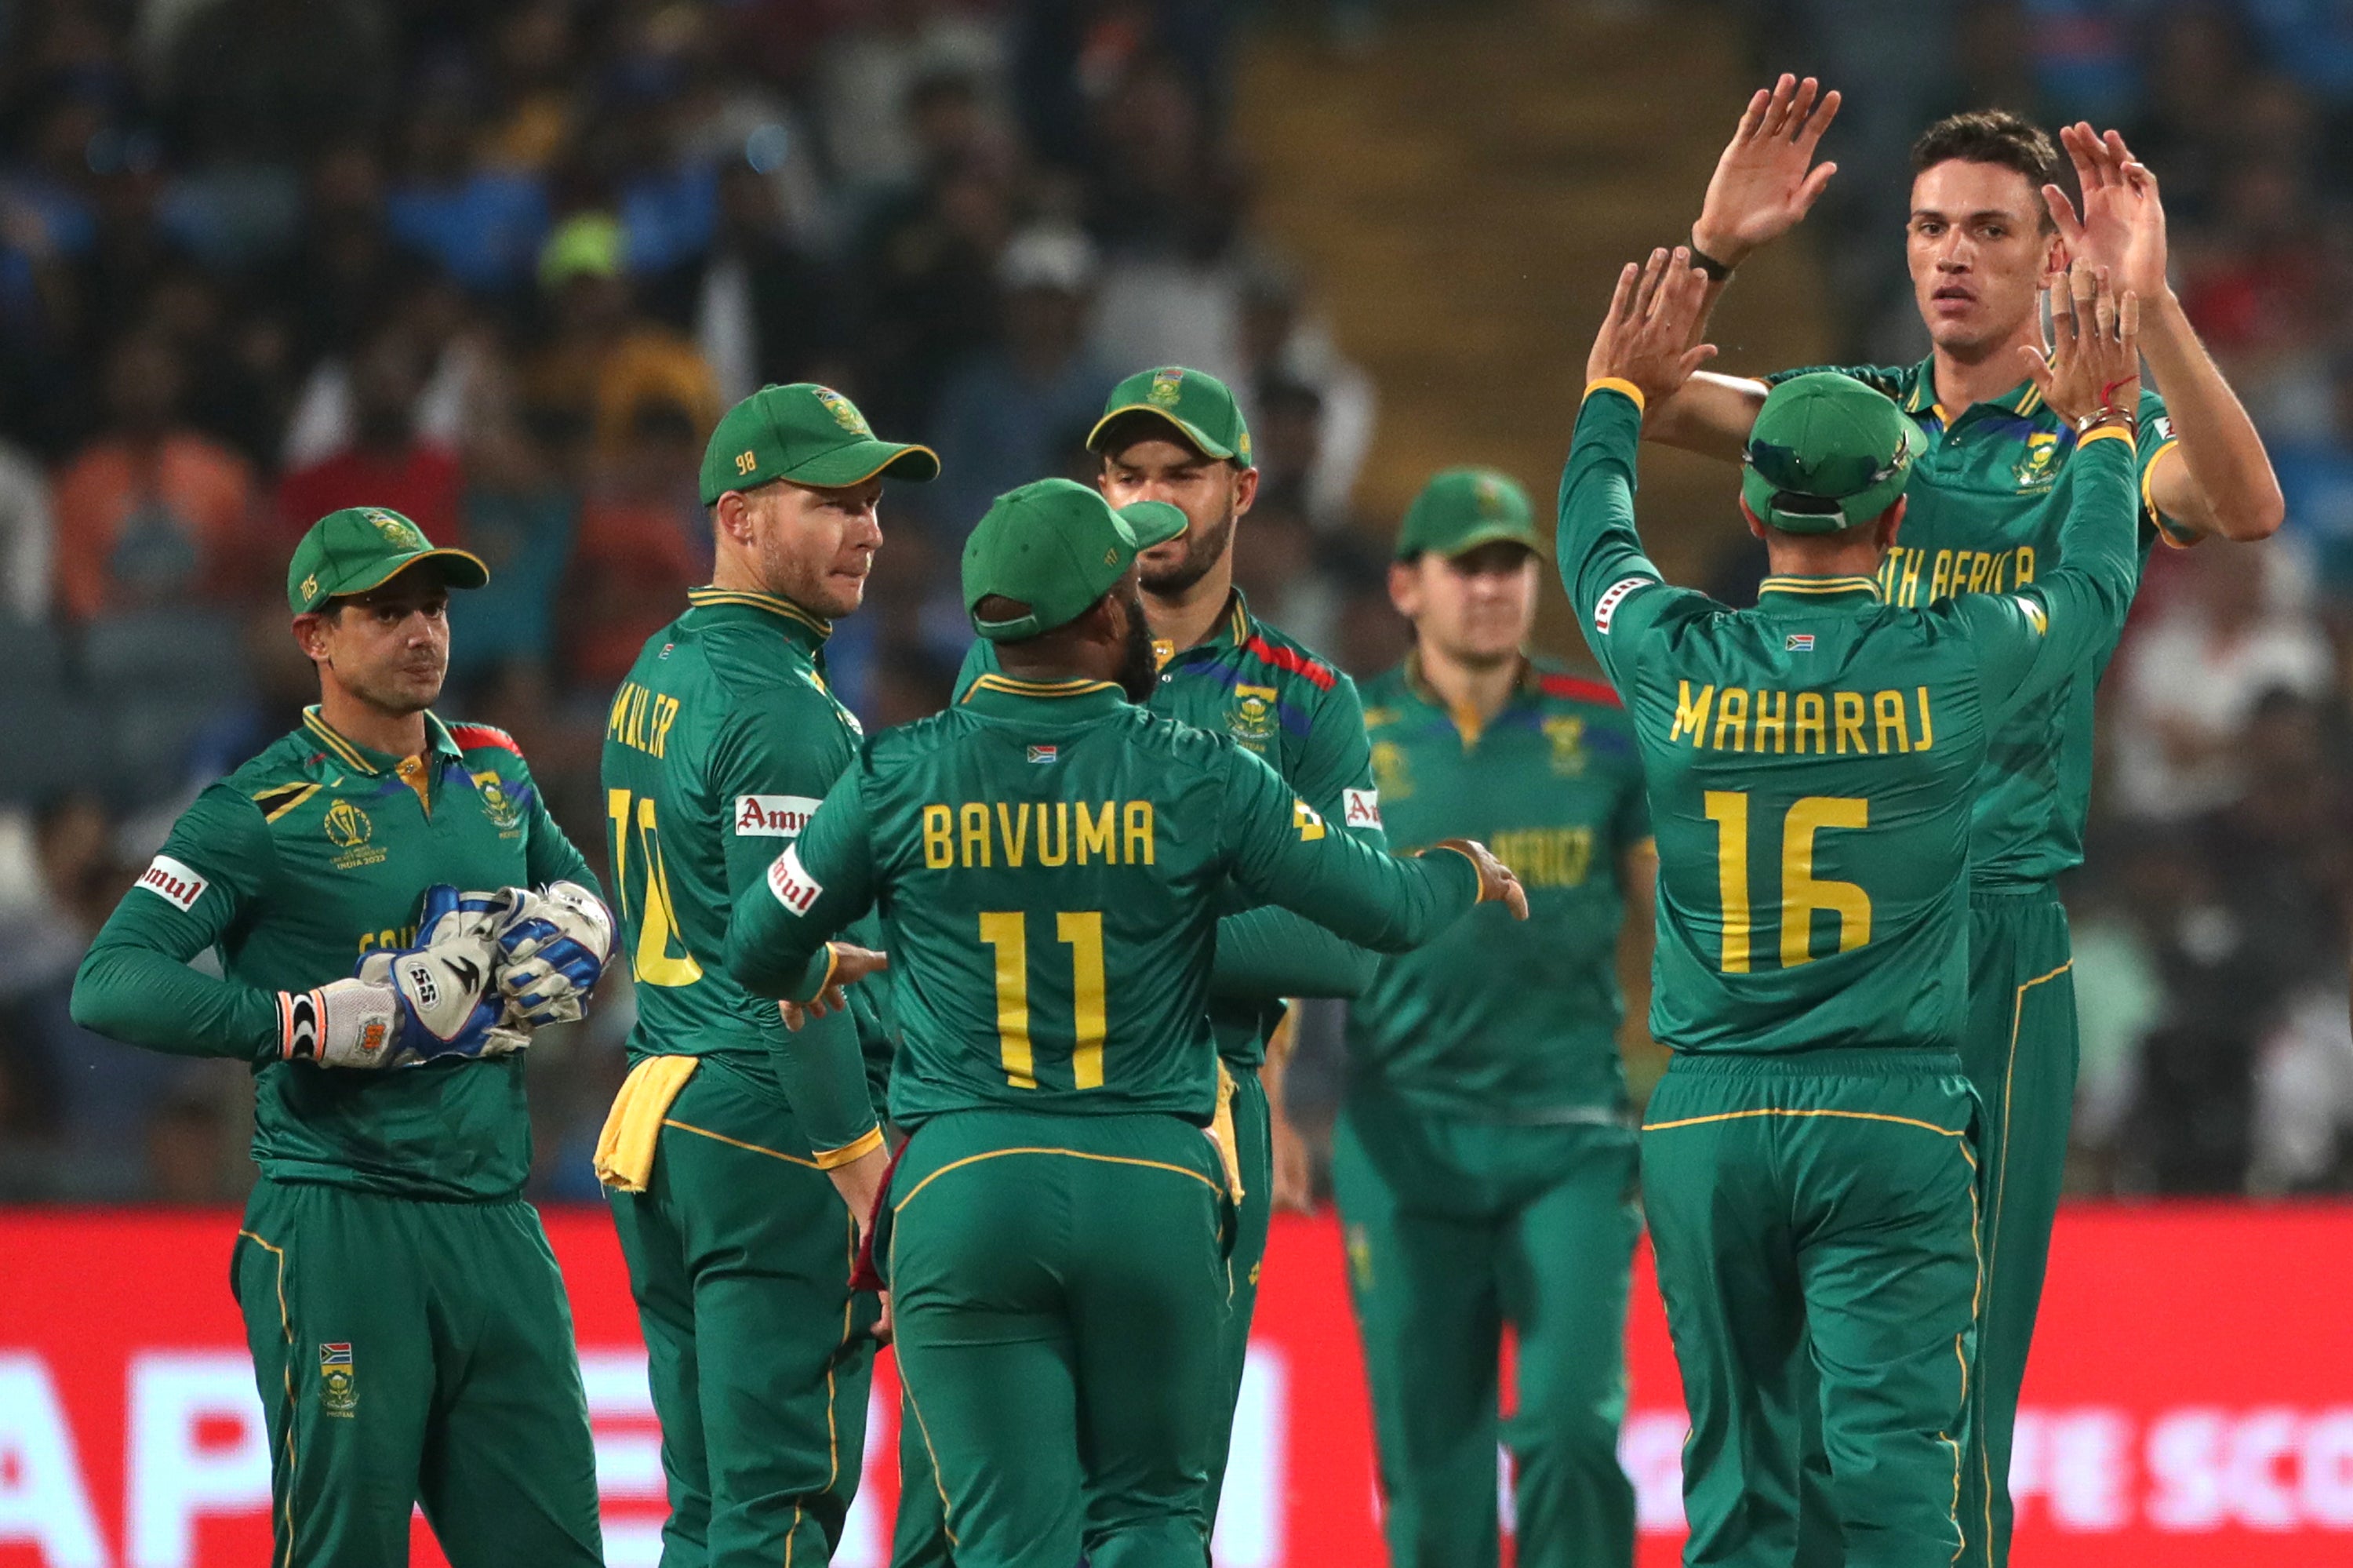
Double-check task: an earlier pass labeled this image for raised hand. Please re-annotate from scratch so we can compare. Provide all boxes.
[2019,260,2140,427]
[1693,74,1842,268]
[2043,124,2169,302]
[1586,247,1719,407]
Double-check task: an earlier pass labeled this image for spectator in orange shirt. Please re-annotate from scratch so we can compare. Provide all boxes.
[53,333,260,620]
[276,322,462,544]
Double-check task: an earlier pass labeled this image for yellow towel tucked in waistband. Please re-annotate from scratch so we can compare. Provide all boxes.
[594,1056,700,1192]
[1207,1058,1245,1203]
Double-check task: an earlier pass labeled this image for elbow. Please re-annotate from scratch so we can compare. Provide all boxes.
[67,954,117,1035]
[1337,945,1380,996]
[2231,479,2287,541]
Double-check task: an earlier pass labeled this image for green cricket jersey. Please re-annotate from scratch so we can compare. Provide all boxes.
[956,590,1384,1068]
[1348,657,1649,1118]
[71,709,597,1200]
[1558,384,2140,1055]
[1766,358,2178,888]
[599,586,889,1153]
[727,675,1480,1127]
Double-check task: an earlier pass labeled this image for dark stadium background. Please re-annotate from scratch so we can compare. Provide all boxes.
[4,0,2353,1563]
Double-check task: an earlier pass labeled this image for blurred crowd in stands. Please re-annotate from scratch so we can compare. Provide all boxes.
[6,0,2353,1203]
[0,0,1398,1202]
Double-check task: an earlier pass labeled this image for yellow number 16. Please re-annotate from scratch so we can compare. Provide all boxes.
[1702,791,1871,973]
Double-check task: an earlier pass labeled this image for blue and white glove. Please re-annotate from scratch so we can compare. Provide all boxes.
[358,885,529,1062]
[490,881,614,1027]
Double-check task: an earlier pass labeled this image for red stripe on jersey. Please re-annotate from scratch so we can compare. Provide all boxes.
[1245,635,1337,692]
[1539,674,1621,708]
[449,723,523,755]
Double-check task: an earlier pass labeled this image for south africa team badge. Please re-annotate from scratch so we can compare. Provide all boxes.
[320,1343,357,1417]
[1228,684,1278,751]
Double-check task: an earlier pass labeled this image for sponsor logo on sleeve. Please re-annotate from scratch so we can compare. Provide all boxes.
[1593,576,1656,635]
[1293,800,1326,842]
[1343,787,1381,829]
[2014,597,2049,636]
[134,855,208,912]
[2152,414,2174,443]
[767,846,824,915]
[734,795,821,839]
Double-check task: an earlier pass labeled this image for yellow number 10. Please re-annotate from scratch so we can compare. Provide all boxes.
[977,911,1108,1090]
[1702,791,1871,973]
[606,789,705,988]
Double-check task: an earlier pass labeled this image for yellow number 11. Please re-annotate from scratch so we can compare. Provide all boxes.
[977,911,1107,1090]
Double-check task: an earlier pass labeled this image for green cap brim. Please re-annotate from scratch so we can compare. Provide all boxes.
[1416,522,1543,561]
[780,439,941,488]
[1117,499,1189,551]
[307,548,491,610]
[1085,406,1237,463]
[1739,464,1904,535]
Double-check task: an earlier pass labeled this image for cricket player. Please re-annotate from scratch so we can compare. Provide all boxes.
[1565,248,2144,1566]
[1650,85,2285,1563]
[592,382,938,1565]
[71,507,616,1566]
[1338,466,1654,1568]
[929,366,1382,1555]
[725,475,1526,1568]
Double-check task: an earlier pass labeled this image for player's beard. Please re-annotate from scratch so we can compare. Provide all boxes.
[757,514,869,620]
[1115,592,1158,704]
[1136,500,1236,598]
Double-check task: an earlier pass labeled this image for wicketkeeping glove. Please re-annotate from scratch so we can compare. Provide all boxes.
[366,885,529,1062]
[490,881,614,1027]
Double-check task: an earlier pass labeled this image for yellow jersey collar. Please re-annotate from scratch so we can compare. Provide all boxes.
[1154,588,1253,671]
[1756,575,1884,606]
[686,585,832,653]
[302,707,461,776]
[1903,353,2047,423]
[958,674,1129,718]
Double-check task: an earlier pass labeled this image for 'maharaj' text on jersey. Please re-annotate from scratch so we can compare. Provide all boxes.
[1556,385,2141,1057]
[1768,358,2178,888]
[1350,657,1649,1118]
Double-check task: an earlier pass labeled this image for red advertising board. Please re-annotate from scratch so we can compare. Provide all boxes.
[4,1204,2352,1566]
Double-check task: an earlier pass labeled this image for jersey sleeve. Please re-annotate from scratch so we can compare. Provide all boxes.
[1557,381,1715,689]
[709,689,870,1137]
[1209,667,1385,1000]
[722,763,882,1157]
[2134,387,2191,545]
[1941,424,2142,723]
[69,784,285,1060]
[1216,742,1480,951]
[709,690,858,909]
[727,763,879,1000]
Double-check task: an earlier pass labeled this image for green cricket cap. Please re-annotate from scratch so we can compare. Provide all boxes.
[1087,366,1253,467]
[962,478,1188,642]
[1740,373,1916,535]
[1396,467,1540,561]
[700,383,940,505]
[287,508,489,613]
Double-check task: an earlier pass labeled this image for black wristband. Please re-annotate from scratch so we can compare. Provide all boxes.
[1688,240,1735,282]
